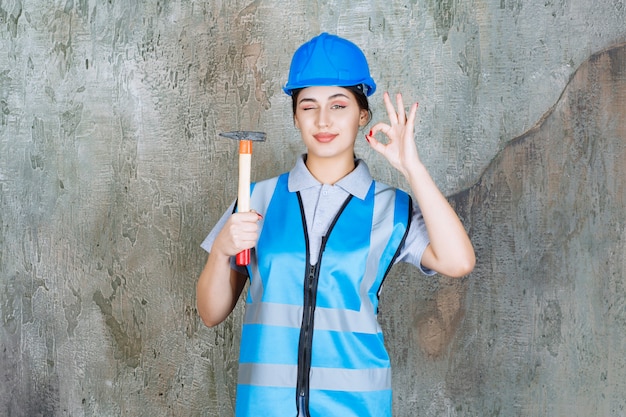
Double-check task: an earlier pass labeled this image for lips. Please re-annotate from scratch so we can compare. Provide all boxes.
[313,132,337,143]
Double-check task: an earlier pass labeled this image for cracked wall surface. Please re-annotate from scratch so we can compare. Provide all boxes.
[1,1,625,416]
[381,42,626,416]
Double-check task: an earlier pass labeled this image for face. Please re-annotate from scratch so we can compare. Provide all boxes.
[293,86,369,161]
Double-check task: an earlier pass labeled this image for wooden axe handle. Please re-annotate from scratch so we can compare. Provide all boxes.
[236,140,252,266]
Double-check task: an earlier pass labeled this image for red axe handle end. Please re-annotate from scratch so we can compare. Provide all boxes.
[236,249,250,266]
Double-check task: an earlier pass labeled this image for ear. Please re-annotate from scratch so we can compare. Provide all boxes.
[294,115,300,129]
[359,109,369,127]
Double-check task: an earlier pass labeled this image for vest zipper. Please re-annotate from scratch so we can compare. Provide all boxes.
[295,192,353,417]
[296,262,320,417]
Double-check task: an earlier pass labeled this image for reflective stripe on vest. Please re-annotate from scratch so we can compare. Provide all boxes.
[235,173,410,417]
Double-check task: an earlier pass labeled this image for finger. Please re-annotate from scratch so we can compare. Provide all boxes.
[235,211,263,223]
[406,101,419,126]
[395,93,406,124]
[233,237,257,253]
[232,221,259,243]
[368,122,392,140]
[383,92,399,125]
[227,219,257,236]
[237,233,258,247]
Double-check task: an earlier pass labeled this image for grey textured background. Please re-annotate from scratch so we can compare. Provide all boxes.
[1,1,625,416]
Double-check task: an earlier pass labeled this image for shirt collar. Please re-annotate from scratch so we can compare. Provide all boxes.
[288,154,373,200]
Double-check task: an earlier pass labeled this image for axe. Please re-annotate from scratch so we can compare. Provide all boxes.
[219,131,267,266]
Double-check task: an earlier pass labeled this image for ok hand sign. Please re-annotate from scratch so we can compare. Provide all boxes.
[366,92,421,180]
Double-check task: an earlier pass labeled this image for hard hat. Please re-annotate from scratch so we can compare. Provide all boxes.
[283,32,377,96]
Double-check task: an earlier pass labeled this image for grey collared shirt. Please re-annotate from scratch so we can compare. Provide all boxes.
[201,155,434,275]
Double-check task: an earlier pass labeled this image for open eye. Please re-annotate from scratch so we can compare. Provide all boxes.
[330,99,349,110]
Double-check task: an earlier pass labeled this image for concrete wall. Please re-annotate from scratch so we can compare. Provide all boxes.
[1,1,624,416]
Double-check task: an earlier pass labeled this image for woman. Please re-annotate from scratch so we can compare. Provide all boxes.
[197,32,475,417]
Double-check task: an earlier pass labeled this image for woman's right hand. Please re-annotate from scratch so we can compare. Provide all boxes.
[212,211,262,258]
[197,210,262,327]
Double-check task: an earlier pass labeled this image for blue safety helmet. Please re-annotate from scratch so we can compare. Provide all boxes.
[283,32,377,97]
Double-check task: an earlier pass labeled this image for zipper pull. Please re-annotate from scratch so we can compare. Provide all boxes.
[297,393,308,417]
[309,263,315,277]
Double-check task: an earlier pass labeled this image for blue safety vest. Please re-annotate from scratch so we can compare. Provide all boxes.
[235,172,411,417]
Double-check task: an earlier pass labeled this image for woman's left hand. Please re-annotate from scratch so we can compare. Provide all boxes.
[366,92,421,179]
[368,93,475,278]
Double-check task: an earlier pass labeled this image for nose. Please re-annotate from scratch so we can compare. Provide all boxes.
[316,107,330,128]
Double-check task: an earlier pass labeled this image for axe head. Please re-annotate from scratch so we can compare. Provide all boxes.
[219,131,267,142]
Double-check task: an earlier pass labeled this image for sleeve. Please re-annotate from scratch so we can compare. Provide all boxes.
[200,201,248,275]
[393,201,437,276]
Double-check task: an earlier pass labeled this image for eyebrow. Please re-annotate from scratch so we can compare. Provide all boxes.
[298,93,351,105]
